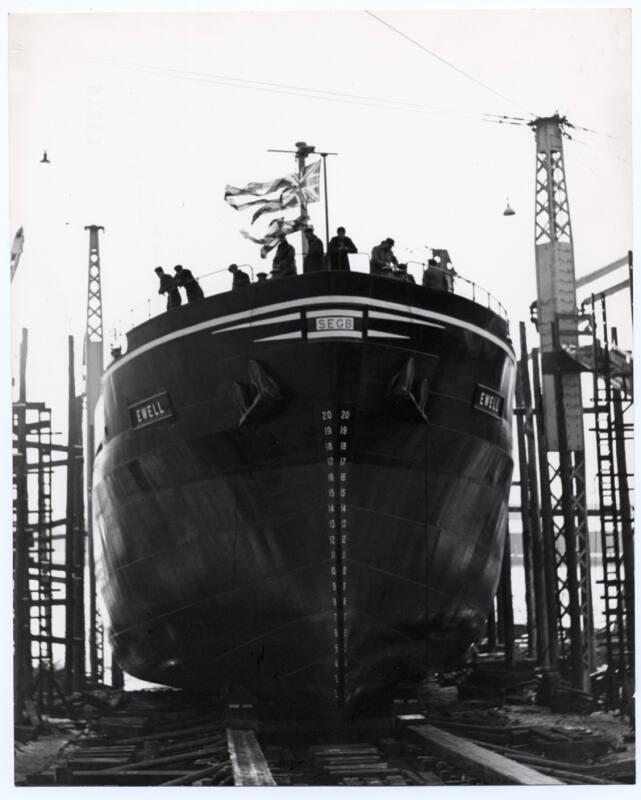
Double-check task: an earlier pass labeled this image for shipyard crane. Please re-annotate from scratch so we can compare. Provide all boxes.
[527,114,595,693]
[83,225,115,686]
[527,114,633,702]
[84,225,124,689]
[368,8,631,697]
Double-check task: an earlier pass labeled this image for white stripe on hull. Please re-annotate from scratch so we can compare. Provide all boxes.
[307,330,363,340]
[367,330,410,339]
[253,331,303,342]
[106,293,514,375]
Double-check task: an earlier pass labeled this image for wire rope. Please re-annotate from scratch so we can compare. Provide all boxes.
[364,10,538,119]
[85,55,527,126]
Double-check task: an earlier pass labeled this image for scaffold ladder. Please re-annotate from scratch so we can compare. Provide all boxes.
[32,406,55,709]
[590,299,630,705]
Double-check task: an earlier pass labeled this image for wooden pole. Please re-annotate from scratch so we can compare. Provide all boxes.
[612,387,634,671]
[531,349,559,671]
[498,522,515,666]
[514,403,536,655]
[64,337,76,695]
[14,329,31,725]
[486,600,497,653]
[72,400,86,688]
[517,323,550,666]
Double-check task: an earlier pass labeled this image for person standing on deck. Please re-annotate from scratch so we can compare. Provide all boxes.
[395,263,415,283]
[327,226,357,271]
[370,238,398,275]
[271,235,297,279]
[228,263,251,289]
[174,265,205,302]
[302,226,325,273]
[155,266,181,310]
[422,255,454,292]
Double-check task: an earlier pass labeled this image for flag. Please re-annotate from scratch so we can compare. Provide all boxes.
[250,192,299,224]
[297,159,321,204]
[224,175,295,210]
[241,215,309,258]
[225,159,322,224]
[10,226,24,280]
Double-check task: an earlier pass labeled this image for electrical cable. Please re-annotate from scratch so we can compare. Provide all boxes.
[92,42,627,163]
[364,10,538,119]
[85,55,528,126]
[563,131,589,146]
[557,118,628,164]
[85,54,517,122]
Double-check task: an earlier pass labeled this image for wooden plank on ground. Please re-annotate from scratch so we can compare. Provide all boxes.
[226,728,276,786]
[161,761,231,787]
[408,724,563,786]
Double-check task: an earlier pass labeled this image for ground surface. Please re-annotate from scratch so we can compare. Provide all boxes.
[14,723,79,786]
[13,688,636,786]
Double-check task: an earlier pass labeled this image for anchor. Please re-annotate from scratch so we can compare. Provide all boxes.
[232,360,282,426]
[387,357,429,423]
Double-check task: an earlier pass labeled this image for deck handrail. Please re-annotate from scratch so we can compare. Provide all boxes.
[108,253,508,349]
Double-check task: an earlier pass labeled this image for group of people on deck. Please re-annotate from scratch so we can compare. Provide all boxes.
[267,225,358,279]
[155,227,454,309]
[154,265,205,309]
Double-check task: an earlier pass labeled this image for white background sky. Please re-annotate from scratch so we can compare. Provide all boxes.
[7,3,634,429]
[2,3,638,798]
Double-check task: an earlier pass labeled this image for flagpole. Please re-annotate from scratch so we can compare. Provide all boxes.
[268,142,336,267]
[294,142,314,260]
[321,154,329,254]
[317,151,337,259]
[294,142,311,219]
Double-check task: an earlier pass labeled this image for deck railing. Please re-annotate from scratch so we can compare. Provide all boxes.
[109,253,508,349]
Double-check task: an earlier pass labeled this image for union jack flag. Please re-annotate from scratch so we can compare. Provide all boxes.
[241,215,309,258]
[225,160,321,224]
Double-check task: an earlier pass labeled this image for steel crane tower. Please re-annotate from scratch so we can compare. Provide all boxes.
[84,225,105,682]
[530,114,594,692]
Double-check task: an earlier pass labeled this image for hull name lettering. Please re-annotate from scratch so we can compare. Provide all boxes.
[130,392,174,429]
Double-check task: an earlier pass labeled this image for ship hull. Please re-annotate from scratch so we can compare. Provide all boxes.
[94,272,514,715]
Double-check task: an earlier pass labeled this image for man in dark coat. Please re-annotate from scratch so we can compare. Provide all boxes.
[228,263,251,289]
[327,226,357,271]
[155,266,181,310]
[302,227,325,273]
[422,258,453,292]
[395,263,416,283]
[174,264,204,302]
[271,236,297,278]
[370,238,399,275]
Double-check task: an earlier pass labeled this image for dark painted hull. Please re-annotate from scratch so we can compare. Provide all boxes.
[94,272,515,715]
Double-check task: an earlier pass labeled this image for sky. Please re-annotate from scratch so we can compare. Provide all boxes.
[7,4,633,430]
